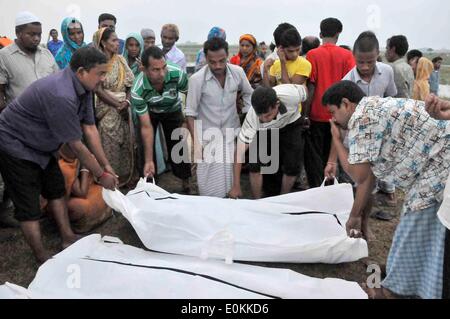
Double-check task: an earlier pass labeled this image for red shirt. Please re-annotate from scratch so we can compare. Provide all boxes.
[306,43,355,122]
[230,54,241,65]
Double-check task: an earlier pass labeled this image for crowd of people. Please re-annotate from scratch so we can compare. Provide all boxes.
[0,10,449,299]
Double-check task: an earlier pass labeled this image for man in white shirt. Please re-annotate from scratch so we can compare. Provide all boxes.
[385,35,415,98]
[228,84,308,199]
[186,38,253,198]
[160,24,186,72]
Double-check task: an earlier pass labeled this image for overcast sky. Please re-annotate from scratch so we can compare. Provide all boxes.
[1,0,449,50]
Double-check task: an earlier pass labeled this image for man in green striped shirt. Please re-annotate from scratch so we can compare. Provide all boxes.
[131,46,192,192]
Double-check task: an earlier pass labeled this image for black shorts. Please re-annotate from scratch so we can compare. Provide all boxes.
[248,118,305,177]
[0,150,66,222]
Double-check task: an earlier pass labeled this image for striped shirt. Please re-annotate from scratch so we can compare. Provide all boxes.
[239,84,308,144]
[131,61,188,116]
[0,42,59,104]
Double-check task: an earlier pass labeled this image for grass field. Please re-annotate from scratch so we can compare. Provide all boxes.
[424,52,450,85]
[439,65,450,85]
[424,52,450,65]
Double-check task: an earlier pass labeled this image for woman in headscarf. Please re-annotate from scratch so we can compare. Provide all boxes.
[141,28,156,50]
[413,57,434,101]
[93,27,136,187]
[230,34,263,88]
[124,33,144,77]
[55,17,85,69]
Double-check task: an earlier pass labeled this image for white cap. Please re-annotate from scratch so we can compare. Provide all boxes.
[15,11,41,27]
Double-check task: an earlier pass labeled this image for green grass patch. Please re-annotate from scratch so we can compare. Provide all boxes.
[439,66,450,85]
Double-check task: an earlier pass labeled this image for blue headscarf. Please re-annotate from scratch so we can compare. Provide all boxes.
[124,33,144,77]
[55,17,86,69]
[195,27,227,72]
[207,26,226,41]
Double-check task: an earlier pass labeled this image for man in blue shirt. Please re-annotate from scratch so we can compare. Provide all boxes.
[47,29,63,57]
[430,56,443,95]
[0,47,118,264]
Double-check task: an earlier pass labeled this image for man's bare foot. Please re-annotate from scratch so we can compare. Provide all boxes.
[35,251,52,265]
[61,234,83,250]
[360,283,397,299]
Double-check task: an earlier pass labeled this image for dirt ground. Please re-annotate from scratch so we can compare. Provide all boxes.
[0,171,402,289]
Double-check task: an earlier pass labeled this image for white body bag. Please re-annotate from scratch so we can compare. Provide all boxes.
[0,235,367,299]
[103,179,368,264]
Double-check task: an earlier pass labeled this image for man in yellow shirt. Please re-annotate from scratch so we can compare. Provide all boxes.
[264,28,312,89]
[262,27,311,196]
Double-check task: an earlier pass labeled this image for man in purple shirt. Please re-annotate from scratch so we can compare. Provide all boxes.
[0,47,118,264]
